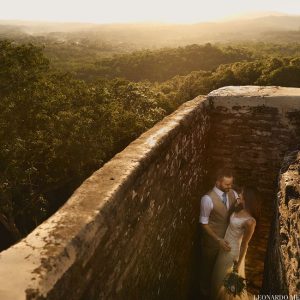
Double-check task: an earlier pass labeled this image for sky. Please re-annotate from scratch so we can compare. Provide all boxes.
[1,0,300,24]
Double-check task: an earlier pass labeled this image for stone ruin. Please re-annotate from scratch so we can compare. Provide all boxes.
[0,86,299,299]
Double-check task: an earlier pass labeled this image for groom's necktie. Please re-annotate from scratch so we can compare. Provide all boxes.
[222,192,227,207]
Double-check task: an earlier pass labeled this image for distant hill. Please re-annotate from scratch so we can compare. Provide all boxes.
[1,15,300,48]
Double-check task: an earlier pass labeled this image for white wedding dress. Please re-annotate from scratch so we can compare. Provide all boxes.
[210,212,255,300]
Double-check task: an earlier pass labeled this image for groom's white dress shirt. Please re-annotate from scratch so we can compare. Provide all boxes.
[199,186,238,224]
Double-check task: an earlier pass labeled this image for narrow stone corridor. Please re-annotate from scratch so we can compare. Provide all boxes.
[245,192,273,294]
[196,86,300,298]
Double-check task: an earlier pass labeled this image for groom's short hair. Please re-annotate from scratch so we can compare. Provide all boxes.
[215,168,233,180]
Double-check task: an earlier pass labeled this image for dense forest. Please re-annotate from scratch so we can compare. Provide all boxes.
[1,19,300,250]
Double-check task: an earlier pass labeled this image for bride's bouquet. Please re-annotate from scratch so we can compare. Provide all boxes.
[223,260,248,297]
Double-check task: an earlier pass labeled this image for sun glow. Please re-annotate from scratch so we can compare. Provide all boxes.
[0,0,300,24]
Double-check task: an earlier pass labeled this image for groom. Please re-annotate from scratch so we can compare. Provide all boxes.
[199,168,238,299]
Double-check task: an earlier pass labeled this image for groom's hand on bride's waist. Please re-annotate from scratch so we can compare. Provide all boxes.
[218,239,231,251]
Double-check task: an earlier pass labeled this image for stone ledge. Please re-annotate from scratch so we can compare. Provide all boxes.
[208,86,300,110]
[0,95,208,300]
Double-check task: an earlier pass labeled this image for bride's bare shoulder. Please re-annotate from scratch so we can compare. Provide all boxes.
[244,217,256,227]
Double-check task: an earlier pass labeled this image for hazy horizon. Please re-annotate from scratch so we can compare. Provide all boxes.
[1,11,300,26]
[1,0,300,24]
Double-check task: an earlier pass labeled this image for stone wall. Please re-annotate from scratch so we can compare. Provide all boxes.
[206,86,300,293]
[262,150,300,295]
[0,95,210,300]
[207,86,300,192]
[0,86,300,299]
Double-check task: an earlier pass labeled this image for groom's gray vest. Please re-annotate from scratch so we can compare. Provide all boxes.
[201,189,236,251]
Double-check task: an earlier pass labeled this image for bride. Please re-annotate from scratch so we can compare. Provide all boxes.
[210,186,261,300]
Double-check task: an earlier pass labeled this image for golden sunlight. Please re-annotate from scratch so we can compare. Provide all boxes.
[1,0,300,23]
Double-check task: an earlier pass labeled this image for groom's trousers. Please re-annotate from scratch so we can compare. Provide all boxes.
[199,240,219,299]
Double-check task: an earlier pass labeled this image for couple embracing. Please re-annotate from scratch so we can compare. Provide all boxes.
[199,169,261,300]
